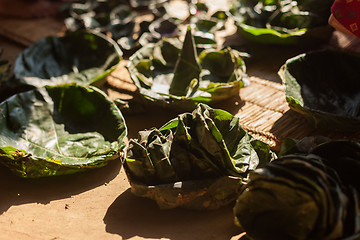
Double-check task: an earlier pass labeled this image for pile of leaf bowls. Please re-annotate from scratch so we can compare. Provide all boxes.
[279,49,360,131]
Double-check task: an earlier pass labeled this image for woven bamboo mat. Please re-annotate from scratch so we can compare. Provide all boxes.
[105,61,360,152]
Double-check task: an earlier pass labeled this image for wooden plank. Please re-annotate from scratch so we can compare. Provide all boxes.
[0,17,64,47]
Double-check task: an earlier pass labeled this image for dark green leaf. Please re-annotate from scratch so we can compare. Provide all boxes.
[169,26,201,96]
[127,29,249,111]
[229,0,334,45]
[0,83,127,178]
[278,50,360,131]
[234,140,360,240]
[13,30,122,89]
[199,48,237,78]
[123,104,274,209]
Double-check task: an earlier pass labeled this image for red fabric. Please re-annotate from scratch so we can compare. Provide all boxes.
[331,0,360,37]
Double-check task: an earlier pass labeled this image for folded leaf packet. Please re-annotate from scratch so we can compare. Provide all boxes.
[0,83,127,178]
[123,104,275,209]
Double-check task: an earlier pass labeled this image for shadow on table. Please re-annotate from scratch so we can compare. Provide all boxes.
[270,109,360,149]
[104,189,240,240]
[269,110,314,143]
[0,159,122,214]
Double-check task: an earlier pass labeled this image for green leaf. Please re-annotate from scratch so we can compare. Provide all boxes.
[123,104,275,209]
[229,0,334,45]
[13,30,122,89]
[126,128,178,184]
[192,18,223,33]
[278,50,360,131]
[127,30,249,111]
[199,47,239,78]
[0,83,127,178]
[0,48,13,103]
[169,26,201,96]
[234,140,360,240]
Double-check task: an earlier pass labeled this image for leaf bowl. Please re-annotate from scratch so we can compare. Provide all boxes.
[0,83,127,177]
[278,49,360,131]
[126,27,249,111]
[123,104,275,209]
[13,30,122,89]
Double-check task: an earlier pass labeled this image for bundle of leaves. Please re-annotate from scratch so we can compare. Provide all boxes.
[0,83,127,178]
[127,27,249,111]
[234,139,360,240]
[123,104,275,209]
[278,49,360,131]
[229,0,334,45]
[12,30,121,91]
